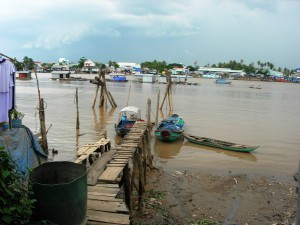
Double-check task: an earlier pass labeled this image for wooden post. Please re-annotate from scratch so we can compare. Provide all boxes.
[296,159,300,225]
[124,164,132,213]
[92,85,99,108]
[39,98,48,154]
[147,98,151,129]
[136,149,145,212]
[76,88,79,129]
[155,90,160,126]
[144,131,153,168]
[108,91,117,107]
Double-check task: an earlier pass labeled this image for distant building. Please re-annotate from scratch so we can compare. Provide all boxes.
[117,62,141,74]
[82,59,99,74]
[267,70,284,78]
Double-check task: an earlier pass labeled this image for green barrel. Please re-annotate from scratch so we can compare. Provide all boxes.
[29,161,87,225]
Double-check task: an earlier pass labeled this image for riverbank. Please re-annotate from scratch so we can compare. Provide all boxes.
[131,166,297,225]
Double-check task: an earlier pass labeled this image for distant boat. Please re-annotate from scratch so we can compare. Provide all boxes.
[115,106,143,137]
[256,84,262,89]
[16,71,32,80]
[107,74,128,82]
[215,78,231,84]
[183,133,259,152]
[155,114,185,142]
[249,83,261,89]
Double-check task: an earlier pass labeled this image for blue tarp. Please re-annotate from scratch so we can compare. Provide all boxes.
[0,126,47,177]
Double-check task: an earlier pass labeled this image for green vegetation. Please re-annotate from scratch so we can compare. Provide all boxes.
[140,59,293,75]
[207,59,292,75]
[0,147,35,225]
[9,109,25,120]
[187,219,220,225]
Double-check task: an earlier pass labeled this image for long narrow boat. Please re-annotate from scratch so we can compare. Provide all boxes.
[155,114,185,142]
[183,133,259,152]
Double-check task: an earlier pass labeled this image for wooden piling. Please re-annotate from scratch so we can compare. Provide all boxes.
[39,98,48,154]
[147,98,151,129]
[156,90,160,126]
[76,88,79,129]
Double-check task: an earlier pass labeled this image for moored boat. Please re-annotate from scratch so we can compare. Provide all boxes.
[107,74,128,82]
[155,114,185,142]
[183,133,259,152]
[215,78,231,84]
[115,106,143,137]
[16,71,32,80]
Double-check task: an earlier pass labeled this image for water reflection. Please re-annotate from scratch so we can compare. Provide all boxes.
[154,138,184,159]
[184,141,257,162]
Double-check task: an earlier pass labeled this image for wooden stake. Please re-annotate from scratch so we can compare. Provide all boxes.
[147,98,151,129]
[76,88,80,129]
[155,90,160,126]
[126,85,132,106]
[124,164,132,213]
[39,98,48,154]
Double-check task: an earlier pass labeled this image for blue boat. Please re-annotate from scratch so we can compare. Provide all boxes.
[215,78,231,84]
[108,74,128,82]
[155,114,185,142]
[115,106,143,137]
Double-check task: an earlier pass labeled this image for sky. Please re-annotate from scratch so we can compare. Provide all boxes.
[1,0,299,69]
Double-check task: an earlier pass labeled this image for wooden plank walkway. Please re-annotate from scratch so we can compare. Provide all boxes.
[76,122,149,225]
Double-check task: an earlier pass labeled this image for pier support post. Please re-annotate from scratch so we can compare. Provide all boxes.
[39,98,48,154]
[124,164,132,213]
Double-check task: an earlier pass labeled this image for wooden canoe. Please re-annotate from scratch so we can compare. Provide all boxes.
[183,133,259,152]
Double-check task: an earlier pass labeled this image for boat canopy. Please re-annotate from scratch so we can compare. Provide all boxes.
[119,106,141,120]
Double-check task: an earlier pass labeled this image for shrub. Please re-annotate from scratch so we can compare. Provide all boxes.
[0,146,35,225]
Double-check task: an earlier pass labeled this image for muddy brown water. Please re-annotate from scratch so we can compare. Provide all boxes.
[15,74,300,179]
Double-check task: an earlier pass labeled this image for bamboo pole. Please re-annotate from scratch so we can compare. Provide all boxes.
[126,85,132,106]
[147,98,151,129]
[76,88,79,129]
[155,90,160,126]
[92,85,99,108]
[108,91,117,107]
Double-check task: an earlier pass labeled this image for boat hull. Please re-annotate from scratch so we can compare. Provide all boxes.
[155,130,183,142]
[155,114,185,142]
[183,134,258,152]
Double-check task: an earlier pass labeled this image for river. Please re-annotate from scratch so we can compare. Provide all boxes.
[15,74,300,179]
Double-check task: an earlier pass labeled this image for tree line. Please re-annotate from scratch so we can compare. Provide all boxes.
[15,56,295,76]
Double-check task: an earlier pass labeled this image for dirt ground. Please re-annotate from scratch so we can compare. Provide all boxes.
[131,166,297,225]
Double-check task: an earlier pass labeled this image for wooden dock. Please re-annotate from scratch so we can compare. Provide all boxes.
[75,121,152,225]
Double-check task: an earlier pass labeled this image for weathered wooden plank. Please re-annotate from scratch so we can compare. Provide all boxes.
[119,144,139,147]
[108,161,129,164]
[87,210,130,225]
[91,183,119,188]
[88,185,119,191]
[88,194,123,202]
[88,186,119,194]
[87,149,117,185]
[98,167,124,182]
[87,191,117,197]
[106,164,127,167]
[88,199,128,213]
[76,146,90,156]
[113,156,131,159]
[112,158,129,161]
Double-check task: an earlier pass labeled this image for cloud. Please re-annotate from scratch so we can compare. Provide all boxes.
[1,0,300,68]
